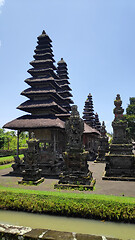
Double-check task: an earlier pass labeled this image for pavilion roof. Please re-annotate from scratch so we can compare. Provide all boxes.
[83,123,100,135]
[3,115,65,131]
[3,115,100,135]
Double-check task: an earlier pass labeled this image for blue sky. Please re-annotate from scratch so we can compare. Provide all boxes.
[0,0,135,133]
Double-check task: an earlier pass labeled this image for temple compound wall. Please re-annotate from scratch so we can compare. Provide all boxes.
[0,223,121,240]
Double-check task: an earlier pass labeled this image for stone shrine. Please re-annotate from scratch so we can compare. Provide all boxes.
[96,121,109,162]
[103,94,135,180]
[18,133,44,185]
[55,105,95,190]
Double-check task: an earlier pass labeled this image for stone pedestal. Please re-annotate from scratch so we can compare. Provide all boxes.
[55,105,95,190]
[58,151,92,185]
[18,135,44,185]
[103,94,135,181]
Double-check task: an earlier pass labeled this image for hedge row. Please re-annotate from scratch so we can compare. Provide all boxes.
[0,191,135,223]
[0,154,24,165]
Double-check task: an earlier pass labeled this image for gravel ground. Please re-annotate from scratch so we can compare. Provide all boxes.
[0,162,135,197]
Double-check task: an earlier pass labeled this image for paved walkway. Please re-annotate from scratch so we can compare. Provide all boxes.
[0,162,135,197]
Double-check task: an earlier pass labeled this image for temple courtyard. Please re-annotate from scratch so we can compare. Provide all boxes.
[0,161,135,197]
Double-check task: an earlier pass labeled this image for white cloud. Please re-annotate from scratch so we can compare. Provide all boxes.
[0,0,5,7]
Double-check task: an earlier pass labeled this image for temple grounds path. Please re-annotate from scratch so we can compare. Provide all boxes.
[0,162,135,197]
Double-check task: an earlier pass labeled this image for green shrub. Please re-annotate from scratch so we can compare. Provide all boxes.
[0,191,134,223]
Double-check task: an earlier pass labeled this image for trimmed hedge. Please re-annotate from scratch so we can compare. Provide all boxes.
[0,191,135,223]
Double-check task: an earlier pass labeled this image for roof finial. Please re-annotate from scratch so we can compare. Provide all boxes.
[42,30,46,35]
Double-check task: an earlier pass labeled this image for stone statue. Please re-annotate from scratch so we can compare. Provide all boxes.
[65,105,84,152]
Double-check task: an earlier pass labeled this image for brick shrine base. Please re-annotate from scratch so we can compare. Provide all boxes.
[0,223,121,240]
[0,162,135,197]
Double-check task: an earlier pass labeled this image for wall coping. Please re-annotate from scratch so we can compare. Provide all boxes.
[0,223,121,240]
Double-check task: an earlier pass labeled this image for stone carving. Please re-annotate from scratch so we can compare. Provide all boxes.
[96,121,109,162]
[19,133,44,185]
[11,155,24,176]
[103,94,135,180]
[55,105,95,189]
[65,105,84,152]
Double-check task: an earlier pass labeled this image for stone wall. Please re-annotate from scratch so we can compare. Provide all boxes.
[0,223,121,240]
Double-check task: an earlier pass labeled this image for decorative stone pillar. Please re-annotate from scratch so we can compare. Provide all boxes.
[18,133,44,185]
[103,94,135,180]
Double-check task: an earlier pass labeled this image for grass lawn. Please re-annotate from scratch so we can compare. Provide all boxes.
[0,164,12,170]
[0,185,135,204]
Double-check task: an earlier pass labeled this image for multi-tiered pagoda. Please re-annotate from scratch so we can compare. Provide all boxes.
[56,58,74,120]
[82,93,100,160]
[4,30,72,154]
[94,113,101,132]
[82,93,95,128]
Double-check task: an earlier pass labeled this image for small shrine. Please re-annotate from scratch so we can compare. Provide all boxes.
[18,133,44,185]
[95,121,109,162]
[103,94,135,180]
[54,105,95,190]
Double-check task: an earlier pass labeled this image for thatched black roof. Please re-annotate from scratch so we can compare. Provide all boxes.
[3,115,65,131]
[17,100,67,114]
[3,115,100,136]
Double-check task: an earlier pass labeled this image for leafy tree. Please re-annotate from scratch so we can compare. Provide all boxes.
[0,129,5,149]
[125,97,135,141]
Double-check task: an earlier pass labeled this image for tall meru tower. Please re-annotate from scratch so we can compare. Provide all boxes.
[4,30,73,152]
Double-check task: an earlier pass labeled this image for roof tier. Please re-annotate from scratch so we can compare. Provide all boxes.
[33,52,55,61]
[25,77,61,89]
[30,59,56,69]
[27,68,59,78]
[3,115,65,131]
[17,99,67,115]
[21,88,67,103]
[3,115,100,135]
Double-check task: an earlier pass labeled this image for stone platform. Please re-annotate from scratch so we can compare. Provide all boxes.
[0,223,121,240]
[102,173,135,181]
[18,177,44,185]
[54,178,96,191]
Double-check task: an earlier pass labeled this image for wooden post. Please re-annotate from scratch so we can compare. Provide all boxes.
[17,130,21,157]
[54,131,56,152]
